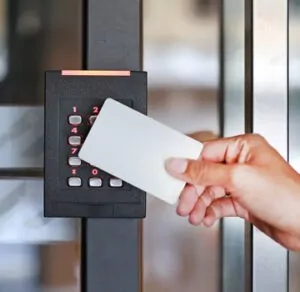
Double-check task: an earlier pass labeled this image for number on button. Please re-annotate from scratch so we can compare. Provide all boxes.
[71,148,78,155]
[71,127,78,134]
[93,106,99,114]
[91,168,98,176]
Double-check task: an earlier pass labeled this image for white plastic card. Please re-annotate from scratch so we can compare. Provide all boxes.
[79,98,203,205]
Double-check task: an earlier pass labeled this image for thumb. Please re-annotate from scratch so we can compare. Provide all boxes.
[165,158,233,189]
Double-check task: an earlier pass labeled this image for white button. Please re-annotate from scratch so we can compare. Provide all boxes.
[68,115,82,125]
[89,115,97,125]
[68,177,82,187]
[68,157,81,166]
[89,178,102,187]
[109,178,123,187]
[68,136,81,146]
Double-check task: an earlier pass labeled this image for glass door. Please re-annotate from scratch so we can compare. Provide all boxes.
[222,0,300,291]
[289,0,300,291]
[1,1,300,292]
[0,1,81,291]
[251,1,288,291]
[143,1,221,291]
[221,0,247,291]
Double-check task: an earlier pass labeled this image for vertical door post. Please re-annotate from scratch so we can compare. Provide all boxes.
[81,1,143,292]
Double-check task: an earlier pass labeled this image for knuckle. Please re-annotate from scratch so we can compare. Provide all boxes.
[286,238,300,252]
[249,133,267,144]
[252,133,263,139]
[206,187,215,201]
[187,161,206,184]
[201,191,212,207]
[228,164,247,193]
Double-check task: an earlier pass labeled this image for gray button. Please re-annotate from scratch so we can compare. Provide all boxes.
[109,178,123,187]
[68,157,81,166]
[89,115,97,125]
[68,115,82,125]
[68,136,81,146]
[68,177,82,187]
[89,178,102,187]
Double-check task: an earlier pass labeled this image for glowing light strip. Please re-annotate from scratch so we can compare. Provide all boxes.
[61,70,131,76]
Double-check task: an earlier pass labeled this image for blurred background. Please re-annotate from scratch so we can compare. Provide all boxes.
[0,0,298,292]
[0,1,220,291]
[143,1,220,292]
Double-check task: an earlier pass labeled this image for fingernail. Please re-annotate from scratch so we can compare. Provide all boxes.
[165,158,187,174]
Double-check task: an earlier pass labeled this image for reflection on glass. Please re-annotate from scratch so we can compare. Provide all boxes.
[289,0,300,291]
[143,1,220,291]
[0,1,81,292]
[252,1,288,291]
[221,1,246,292]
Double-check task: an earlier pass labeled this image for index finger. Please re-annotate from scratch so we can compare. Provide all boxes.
[200,135,247,163]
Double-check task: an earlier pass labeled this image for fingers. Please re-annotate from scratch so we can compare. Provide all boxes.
[201,135,242,162]
[196,134,261,163]
[177,185,225,224]
[188,186,225,225]
[165,134,264,190]
[176,185,199,216]
[166,158,234,190]
[179,187,300,251]
[202,197,249,227]
[176,184,206,216]
[178,191,248,227]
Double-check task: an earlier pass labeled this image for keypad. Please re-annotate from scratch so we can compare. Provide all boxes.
[60,99,131,191]
[109,178,123,188]
[68,157,81,166]
[68,136,81,146]
[89,115,97,125]
[68,177,82,187]
[68,115,82,125]
[89,178,102,187]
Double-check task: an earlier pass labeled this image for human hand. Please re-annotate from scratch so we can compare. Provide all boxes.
[165,134,300,251]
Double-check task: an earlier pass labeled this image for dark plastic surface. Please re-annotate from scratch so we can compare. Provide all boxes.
[44,70,147,218]
[81,1,144,292]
